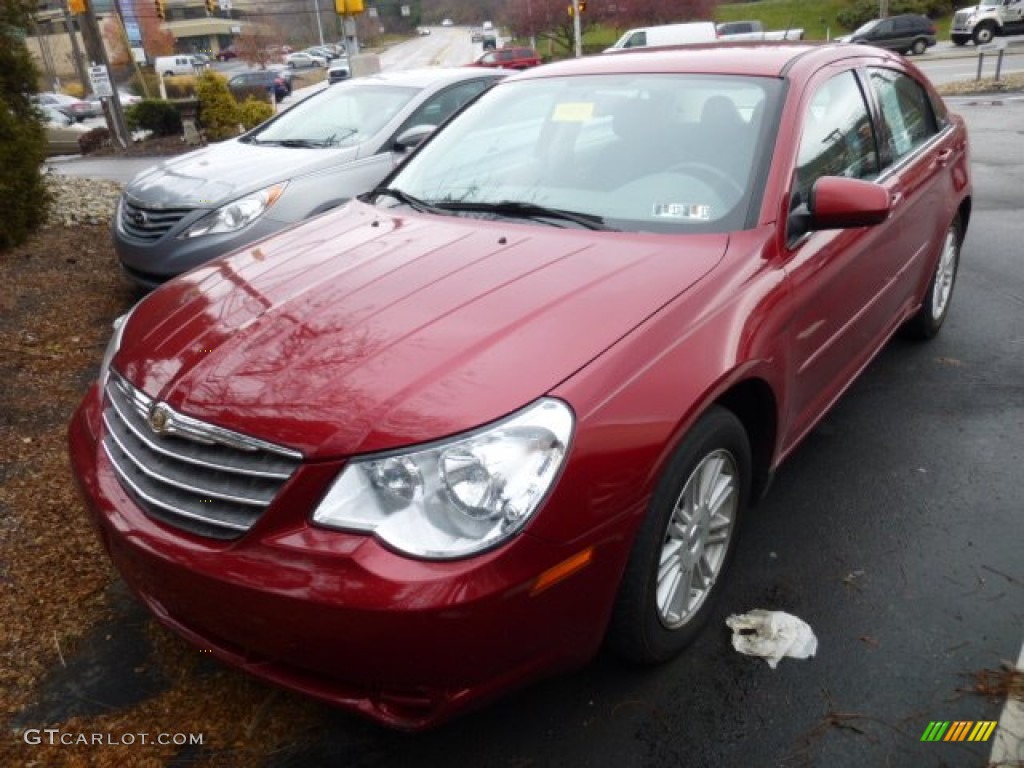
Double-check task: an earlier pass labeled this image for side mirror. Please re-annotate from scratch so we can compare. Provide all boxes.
[789,176,891,240]
[393,124,436,153]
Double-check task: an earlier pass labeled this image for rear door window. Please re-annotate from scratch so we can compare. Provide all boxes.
[868,68,939,164]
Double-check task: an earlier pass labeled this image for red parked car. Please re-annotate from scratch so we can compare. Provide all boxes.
[471,45,542,69]
[70,43,970,729]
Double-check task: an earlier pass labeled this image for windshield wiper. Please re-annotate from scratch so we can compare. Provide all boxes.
[245,137,333,148]
[433,200,613,231]
[368,187,451,215]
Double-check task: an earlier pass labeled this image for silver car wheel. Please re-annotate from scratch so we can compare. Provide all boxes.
[931,225,958,322]
[656,449,738,629]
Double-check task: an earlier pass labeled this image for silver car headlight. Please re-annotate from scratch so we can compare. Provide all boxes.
[180,182,287,239]
[313,398,574,560]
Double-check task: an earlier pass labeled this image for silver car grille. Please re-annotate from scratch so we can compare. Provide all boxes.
[101,372,302,540]
[120,199,193,241]
[953,11,969,25]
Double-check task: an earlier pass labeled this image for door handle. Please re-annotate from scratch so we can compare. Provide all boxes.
[935,148,954,167]
[890,190,904,207]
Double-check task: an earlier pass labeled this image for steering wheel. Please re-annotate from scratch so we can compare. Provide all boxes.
[665,161,744,200]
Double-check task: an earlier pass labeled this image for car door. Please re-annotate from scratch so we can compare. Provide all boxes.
[867,18,895,48]
[780,67,902,444]
[864,66,952,314]
[1005,0,1024,25]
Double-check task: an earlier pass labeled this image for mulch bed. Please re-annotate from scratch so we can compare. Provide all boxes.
[0,226,325,767]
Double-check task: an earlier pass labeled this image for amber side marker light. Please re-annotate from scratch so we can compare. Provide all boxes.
[530,547,594,596]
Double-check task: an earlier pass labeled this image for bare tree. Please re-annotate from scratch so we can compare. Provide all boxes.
[235,23,277,69]
[139,14,175,58]
[101,17,131,66]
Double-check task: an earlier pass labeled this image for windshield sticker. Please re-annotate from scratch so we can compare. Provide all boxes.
[552,102,595,122]
[652,203,711,220]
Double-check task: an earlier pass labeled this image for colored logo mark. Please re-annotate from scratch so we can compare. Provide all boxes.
[921,720,998,742]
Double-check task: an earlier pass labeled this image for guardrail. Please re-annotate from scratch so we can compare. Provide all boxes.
[975,37,1024,81]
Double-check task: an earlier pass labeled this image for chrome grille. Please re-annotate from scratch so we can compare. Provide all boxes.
[953,11,969,25]
[101,373,302,540]
[120,199,193,241]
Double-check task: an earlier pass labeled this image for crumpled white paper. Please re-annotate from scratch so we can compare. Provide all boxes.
[725,610,818,669]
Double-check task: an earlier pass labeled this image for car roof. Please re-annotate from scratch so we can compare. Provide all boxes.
[347,67,504,88]
[511,42,903,80]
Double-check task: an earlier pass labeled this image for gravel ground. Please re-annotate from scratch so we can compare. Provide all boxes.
[42,173,124,228]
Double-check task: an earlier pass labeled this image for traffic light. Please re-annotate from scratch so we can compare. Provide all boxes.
[205,0,216,14]
[155,0,165,20]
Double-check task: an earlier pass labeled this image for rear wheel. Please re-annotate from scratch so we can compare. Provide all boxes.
[911,38,928,55]
[904,217,961,339]
[607,407,750,663]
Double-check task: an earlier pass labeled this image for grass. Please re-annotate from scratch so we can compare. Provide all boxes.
[568,0,956,51]
[714,0,851,40]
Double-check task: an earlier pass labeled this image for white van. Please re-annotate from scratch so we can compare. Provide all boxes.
[604,21,717,52]
[154,55,204,77]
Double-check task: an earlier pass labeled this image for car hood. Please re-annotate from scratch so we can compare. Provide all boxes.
[116,201,728,458]
[123,140,361,209]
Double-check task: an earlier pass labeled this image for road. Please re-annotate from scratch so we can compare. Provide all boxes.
[916,45,1024,84]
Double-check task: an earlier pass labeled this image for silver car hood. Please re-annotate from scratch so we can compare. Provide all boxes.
[123,140,362,209]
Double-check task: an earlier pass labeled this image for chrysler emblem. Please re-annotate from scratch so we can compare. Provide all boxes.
[131,209,149,227]
[148,403,171,434]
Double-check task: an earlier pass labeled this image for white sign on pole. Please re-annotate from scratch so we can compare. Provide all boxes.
[88,64,113,98]
[218,0,232,8]
[400,5,410,16]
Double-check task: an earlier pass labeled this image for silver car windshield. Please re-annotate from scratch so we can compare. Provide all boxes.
[385,74,780,234]
[250,84,419,147]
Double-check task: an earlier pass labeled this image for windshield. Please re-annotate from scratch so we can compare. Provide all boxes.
[248,83,419,147]
[853,19,882,36]
[384,74,781,234]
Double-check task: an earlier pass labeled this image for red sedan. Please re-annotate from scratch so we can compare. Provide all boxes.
[69,43,970,729]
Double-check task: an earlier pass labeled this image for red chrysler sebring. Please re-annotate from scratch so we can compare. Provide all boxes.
[69,43,971,729]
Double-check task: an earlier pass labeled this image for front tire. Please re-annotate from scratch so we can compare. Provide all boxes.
[973,23,995,46]
[904,217,961,339]
[607,407,750,664]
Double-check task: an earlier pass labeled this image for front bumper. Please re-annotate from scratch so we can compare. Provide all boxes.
[68,385,623,729]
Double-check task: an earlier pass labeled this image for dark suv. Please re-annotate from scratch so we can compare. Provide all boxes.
[841,14,937,55]
[227,70,291,102]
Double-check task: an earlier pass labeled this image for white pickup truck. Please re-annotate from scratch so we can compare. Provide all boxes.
[715,20,805,41]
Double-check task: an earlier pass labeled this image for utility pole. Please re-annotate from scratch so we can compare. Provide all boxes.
[60,4,91,92]
[313,0,325,46]
[572,0,582,58]
[75,0,130,148]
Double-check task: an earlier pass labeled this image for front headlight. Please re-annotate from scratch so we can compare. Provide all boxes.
[180,182,287,239]
[313,398,574,560]
[98,308,133,390]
